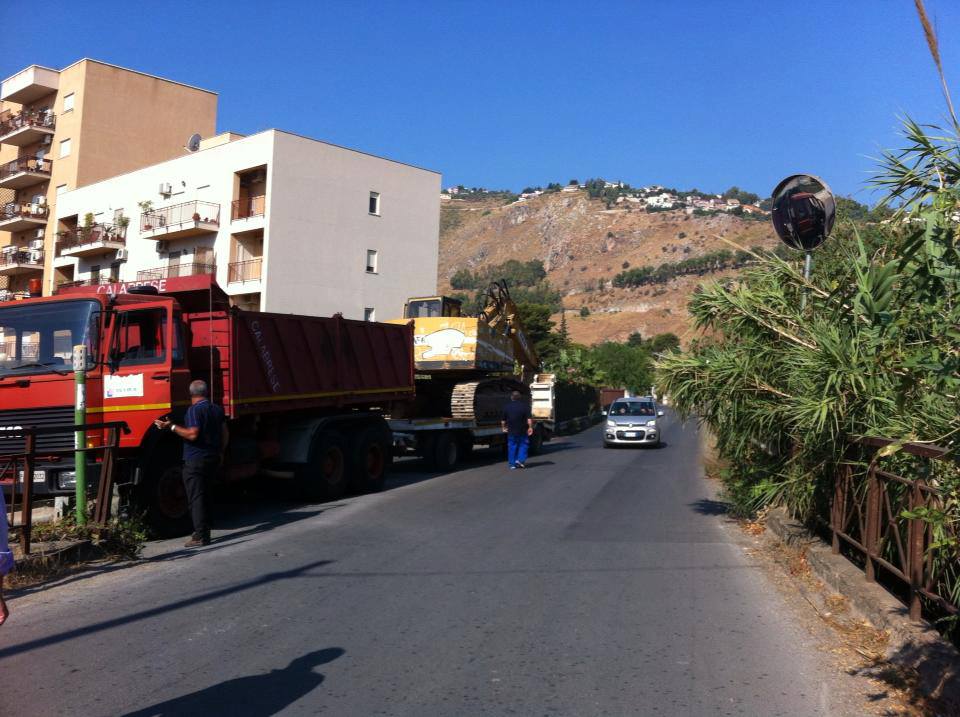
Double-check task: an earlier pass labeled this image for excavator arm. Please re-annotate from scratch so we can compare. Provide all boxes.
[480,280,540,372]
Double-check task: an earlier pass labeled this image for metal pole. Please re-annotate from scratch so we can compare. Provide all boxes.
[73,344,87,525]
[800,251,812,310]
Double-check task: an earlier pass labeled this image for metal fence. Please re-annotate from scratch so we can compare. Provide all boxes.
[141,200,220,232]
[2,422,128,554]
[231,194,265,220]
[0,108,56,137]
[0,156,52,180]
[136,262,216,281]
[227,257,262,283]
[56,222,126,254]
[0,248,43,268]
[831,436,959,621]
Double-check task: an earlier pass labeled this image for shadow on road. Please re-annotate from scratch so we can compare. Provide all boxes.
[688,498,729,516]
[0,559,334,660]
[120,647,345,717]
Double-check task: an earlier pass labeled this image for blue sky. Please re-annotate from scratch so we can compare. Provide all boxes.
[4,1,959,201]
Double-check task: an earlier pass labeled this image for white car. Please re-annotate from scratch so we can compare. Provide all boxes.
[603,397,663,447]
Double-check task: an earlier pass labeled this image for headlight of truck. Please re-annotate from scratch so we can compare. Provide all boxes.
[57,471,77,489]
[646,420,657,427]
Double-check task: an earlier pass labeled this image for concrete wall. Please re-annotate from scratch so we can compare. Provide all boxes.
[266,132,440,320]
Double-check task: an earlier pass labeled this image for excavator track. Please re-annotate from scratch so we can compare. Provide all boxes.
[451,377,528,424]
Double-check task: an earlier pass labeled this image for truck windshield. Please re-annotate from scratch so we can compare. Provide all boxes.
[0,300,99,377]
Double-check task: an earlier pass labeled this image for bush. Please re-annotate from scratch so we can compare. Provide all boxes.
[579,305,590,317]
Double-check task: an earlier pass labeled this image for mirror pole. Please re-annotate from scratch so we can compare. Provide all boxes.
[800,251,813,310]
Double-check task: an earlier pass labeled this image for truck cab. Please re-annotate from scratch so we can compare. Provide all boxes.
[403,296,463,319]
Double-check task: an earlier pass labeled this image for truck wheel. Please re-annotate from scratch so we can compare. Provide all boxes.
[138,461,193,538]
[349,425,391,493]
[299,431,347,502]
[433,432,460,471]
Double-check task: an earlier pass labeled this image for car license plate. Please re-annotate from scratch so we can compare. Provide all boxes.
[624,431,637,438]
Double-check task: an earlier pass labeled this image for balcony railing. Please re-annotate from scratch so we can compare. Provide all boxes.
[56,223,126,255]
[228,257,262,283]
[136,262,216,282]
[231,195,265,221]
[56,277,115,290]
[0,109,56,142]
[0,156,52,183]
[141,200,220,234]
[0,248,44,269]
[0,202,48,222]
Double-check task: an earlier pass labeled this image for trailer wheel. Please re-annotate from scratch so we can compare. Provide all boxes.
[432,432,460,471]
[138,461,193,538]
[349,425,391,493]
[299,430,347,502]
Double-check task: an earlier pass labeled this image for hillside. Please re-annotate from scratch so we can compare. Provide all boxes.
[438,189,778,346]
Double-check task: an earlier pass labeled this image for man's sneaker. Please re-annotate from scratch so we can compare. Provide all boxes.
[509,465,517,470]
[516,462,526,469]
[184,534,210,548]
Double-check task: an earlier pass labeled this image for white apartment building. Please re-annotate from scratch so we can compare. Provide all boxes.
[54,130,440,320]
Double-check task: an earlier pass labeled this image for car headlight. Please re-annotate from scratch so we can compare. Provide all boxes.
[606,420,616,427]
[646,420,657,427]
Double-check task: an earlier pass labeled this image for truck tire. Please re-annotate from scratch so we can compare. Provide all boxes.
[137,459,193,538]
[298,430,347,502]
[349,424,391,493]
[432,432,460,471]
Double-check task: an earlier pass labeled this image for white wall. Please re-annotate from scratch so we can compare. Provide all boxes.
[266,132,440,320]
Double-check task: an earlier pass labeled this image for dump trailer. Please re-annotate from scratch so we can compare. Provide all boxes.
[0,275,414,535]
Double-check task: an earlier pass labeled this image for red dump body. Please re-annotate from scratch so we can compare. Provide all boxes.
[185,308,415,418]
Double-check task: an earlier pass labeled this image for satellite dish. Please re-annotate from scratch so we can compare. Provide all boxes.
[186,133,202,153]
[770,174,835,251]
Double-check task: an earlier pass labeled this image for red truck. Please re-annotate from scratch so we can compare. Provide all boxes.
[0,275,413,535]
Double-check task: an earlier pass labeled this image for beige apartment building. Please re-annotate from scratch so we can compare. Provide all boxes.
[0,59,217,298]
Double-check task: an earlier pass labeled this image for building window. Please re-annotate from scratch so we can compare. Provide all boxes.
[364,308,376,322]
[366,249,378,273]
[368,191,380,216]
[90,264,101,281]
[59,138,71,158]
[63,92,75,113]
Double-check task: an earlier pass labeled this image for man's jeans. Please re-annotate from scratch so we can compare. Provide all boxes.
[507,434,529,467]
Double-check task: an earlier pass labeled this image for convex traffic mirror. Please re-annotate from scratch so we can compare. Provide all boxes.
[771,174,835,251]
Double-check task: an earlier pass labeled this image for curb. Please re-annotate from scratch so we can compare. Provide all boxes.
[13,539,94,574]
[764,507,960,711]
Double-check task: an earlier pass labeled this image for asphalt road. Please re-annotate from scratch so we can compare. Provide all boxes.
[2,414,861,716]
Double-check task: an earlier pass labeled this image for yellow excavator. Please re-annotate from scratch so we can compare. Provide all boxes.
[392,281,540,424]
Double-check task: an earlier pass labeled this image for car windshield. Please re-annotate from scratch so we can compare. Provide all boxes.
[0,300,99,377]
[610,401,656,416]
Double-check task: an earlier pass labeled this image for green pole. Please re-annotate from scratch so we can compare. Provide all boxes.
[73,344,87,525]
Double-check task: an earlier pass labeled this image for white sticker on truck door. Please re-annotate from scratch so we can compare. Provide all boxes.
[104,373,144,399]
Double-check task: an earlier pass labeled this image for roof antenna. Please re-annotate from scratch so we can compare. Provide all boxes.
[184,133,201,152]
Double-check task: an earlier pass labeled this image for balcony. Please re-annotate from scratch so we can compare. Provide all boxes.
[0,109,56,147]
[227,257,262,284]
[136,262,216,282]
[0,156,52,190]
[0,66,59,104]
[56,223,126,258]
[0,247,44,275]
[0,202,48,232]
[141,200,220,241]
[231,195,265,221]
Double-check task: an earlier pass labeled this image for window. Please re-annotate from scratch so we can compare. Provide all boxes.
[90,265,101,281]
[366,249,378,273]
[59,138,71,158]
[368,191,380,215]
[364,308,376,322]
[113,309,166,366]
[63,92,75,113]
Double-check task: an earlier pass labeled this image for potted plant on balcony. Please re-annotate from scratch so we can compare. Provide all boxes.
[79,212,95,244]
[192,211,201,222]
[138,200,154,230]
[117,214,130,238]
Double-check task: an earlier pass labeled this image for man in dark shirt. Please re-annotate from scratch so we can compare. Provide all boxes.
[154,379,227,547]
[501,390,533,470]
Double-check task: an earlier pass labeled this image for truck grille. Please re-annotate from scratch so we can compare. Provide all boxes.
[0,405,75,457]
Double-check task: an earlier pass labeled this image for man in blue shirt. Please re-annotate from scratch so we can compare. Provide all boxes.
[501,390,534,470]
[155,380,227,547]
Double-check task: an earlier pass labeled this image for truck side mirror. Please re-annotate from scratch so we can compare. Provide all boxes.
[657,410,664,417]
[601,410,607,416]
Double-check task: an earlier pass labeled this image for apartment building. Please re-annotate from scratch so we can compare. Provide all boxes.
[0,59,217,298]
[54,130,440,320]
